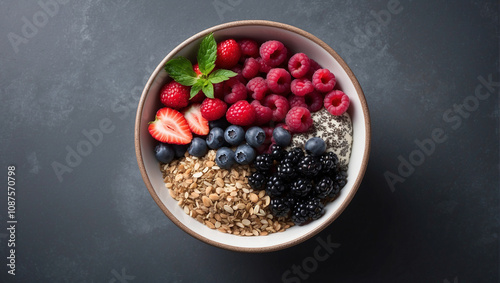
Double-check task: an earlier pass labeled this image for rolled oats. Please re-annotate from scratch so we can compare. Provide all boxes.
[160,150,294,236]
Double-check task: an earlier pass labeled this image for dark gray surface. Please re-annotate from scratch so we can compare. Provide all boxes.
[0,0,498,282]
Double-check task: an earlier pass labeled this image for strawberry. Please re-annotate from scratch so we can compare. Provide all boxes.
[148,108,192,144]
[200,98,227,121]
[182,104,209,135]
[226,100,256,126]
[160,81,190,109]
[215,39,241,69]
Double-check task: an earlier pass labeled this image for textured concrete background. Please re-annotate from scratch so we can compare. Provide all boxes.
[0,0,498,282]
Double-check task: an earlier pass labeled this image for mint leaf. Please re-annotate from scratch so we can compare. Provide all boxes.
[208,69,237,84]
[190,79,205,99]
[164,57,198,86]
[201,80,214,98]
[197,33,217,75]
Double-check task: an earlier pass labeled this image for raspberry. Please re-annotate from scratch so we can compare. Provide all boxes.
[263,94,290,122]
[288,94,308,109]
[288,53,311,78]
[230,64,247,84]
[285,106,313,133]
[238,39,259,62]
[246,77,269,101]
[190,91,206,103]
[250,100,273,125]
[266,68,291,94]
[257,57,272,73]
[200,98,227,121]
[160,81,190,109]
[291,78,314,96]
[223,78,247,104]
[262,126,274,144]
[226,100,256,126]
[303,90,323,112]
[289,91,322,113]
[306,59,322,79]
[324,90,350,116]
[213,82,225,99]
[275,123,290,132]
[259,40,288,67]
[242,57,260,79]
[256,143,270,155]
[312,69,336,92]
[215,39,241,69]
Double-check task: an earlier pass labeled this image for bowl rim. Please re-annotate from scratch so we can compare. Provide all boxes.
[135,20,371,252]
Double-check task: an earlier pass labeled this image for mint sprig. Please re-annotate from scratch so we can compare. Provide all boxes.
[164,32,237,99]
[197,33,217,75]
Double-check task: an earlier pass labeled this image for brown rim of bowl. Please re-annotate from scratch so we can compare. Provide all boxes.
[135,20,371,253]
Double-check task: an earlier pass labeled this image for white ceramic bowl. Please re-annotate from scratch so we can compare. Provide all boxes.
[135,20,371,252]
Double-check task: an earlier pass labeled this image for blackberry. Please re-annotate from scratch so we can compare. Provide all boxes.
[269,144,286,161]
[290,178,313,197]
[284,147,305,165]
[276,161,297,180]
[313,176,334,199]
[265,175,287,196]
[319,152,339,174]
[270,195,295,217]
[248,171,267,190]
[305,198,325,220]
[329,169,347,198]
[297,155,322,177]
[254,154,273,171]
[291,197,325,225]
[291,199,309,225]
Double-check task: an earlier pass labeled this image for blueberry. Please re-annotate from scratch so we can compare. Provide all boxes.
[234,144,256,165]
[188,137,208,157]
[245,126,266,148]
[224,125,245,146]
[215,147,235,169]
[172,144,188,158]
[154,143,175,163]
[305,137,326,156]
[206,127,226,149]
[272,127,292,147]
[209,117,230,130]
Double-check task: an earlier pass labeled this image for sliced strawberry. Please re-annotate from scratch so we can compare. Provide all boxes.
[182,104,209,136]
[148,108,192,144]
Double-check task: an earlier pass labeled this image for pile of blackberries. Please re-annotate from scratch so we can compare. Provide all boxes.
[248,138,347,225]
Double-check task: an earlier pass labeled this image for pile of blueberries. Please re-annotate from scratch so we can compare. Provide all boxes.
[248,137,347,225]
[204,118,293,169]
